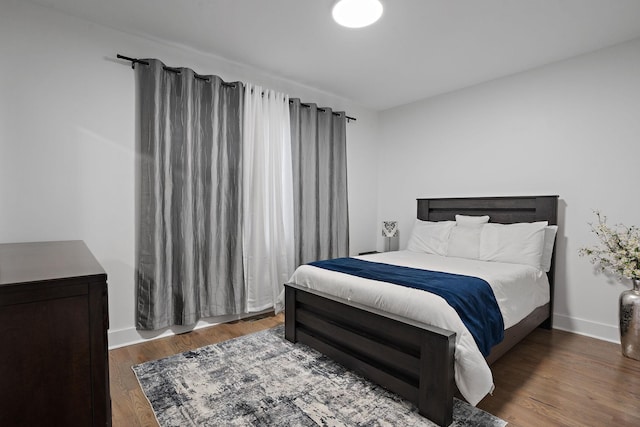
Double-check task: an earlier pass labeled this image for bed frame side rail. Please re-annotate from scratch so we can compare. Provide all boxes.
[285,283,456,427]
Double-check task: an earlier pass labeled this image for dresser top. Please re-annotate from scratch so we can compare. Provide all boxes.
[0,240,106,287]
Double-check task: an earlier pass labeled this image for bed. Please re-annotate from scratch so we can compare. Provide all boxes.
[284,195,558,427]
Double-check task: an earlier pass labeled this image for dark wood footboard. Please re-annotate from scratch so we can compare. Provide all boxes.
[285,283,456,427]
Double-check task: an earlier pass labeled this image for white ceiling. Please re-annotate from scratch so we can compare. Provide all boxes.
[27,0,640,110]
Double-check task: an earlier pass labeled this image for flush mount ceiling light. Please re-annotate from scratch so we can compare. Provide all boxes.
[332,0,383,28]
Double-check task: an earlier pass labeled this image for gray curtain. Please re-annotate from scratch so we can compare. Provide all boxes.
[136,59,245,330]
[289,99,349,265]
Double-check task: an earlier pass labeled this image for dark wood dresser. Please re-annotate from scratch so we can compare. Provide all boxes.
[0,241,111,426]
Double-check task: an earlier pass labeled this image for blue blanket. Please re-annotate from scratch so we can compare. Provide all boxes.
[309,257,504,356]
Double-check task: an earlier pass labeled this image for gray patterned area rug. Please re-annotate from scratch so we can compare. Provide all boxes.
[133,326,507,426]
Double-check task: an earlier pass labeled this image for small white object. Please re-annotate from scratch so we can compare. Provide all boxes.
[332,0,383,28]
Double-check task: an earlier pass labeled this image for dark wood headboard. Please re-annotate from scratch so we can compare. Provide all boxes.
[417,195,558,225]
[417,195,559,328]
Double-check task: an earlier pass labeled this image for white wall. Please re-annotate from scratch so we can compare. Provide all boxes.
[4,0,636,349]
[378,38,640,342]
[0,0,380,348]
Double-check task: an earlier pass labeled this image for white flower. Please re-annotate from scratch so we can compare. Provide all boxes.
[579,211,640,282]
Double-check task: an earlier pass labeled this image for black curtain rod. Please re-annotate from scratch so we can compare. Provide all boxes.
[117,54,356,122]
[117,54,235,87]
[292,101,356,122]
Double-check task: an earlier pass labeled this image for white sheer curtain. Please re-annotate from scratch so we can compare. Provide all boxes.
[242,84,295,311]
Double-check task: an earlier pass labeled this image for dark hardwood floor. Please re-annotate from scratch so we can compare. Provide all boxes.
[109,314,640,427]
[478,326,640,426]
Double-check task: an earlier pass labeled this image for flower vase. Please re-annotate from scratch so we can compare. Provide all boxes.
[620,280,640,360]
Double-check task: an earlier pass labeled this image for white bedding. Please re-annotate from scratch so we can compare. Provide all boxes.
[283,250,550,406]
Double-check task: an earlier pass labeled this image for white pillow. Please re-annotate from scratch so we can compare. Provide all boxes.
[447,224,484,260]
[406,219,456,256]
[455,214,490,224]
[479,221,548,269]
[540,225,558,272]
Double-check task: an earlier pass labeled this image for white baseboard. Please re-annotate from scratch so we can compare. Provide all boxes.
[107,309,273,350]
[110,311,619,349]
[553,313,619,344]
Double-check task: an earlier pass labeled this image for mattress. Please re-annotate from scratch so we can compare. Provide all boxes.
[283,250,550,406]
